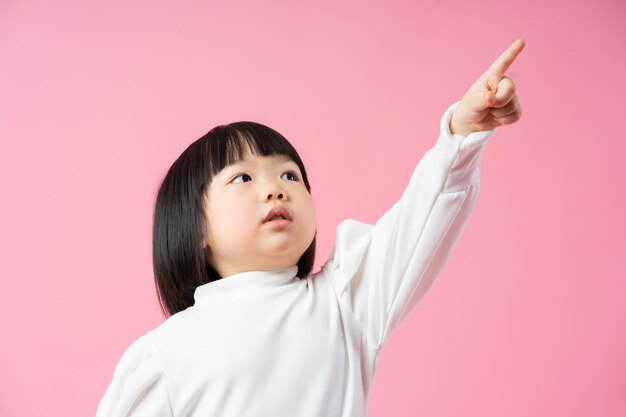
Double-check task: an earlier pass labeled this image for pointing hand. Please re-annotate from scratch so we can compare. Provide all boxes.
[449,38,525,137]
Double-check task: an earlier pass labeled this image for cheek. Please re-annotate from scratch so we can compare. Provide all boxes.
[300,193,317,231]
[212,195,256,233]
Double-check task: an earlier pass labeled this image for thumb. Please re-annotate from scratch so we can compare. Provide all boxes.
[465,90,496,112]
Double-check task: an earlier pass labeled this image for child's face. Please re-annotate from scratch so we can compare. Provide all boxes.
[202,149,316,278]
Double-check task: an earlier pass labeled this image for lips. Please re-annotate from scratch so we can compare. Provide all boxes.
[263,206,292,223]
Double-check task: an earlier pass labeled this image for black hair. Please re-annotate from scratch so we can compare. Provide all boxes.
[152,121,316,317]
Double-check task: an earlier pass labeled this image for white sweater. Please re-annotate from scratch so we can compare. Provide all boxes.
[95,101,496,417]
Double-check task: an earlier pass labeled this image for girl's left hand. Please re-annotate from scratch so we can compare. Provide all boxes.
[449,38,525,137]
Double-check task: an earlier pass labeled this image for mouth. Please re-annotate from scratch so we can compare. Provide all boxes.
[263,218,292,229]
[263,216,292,229]
[265,216,290,222]
[263,206,292,223]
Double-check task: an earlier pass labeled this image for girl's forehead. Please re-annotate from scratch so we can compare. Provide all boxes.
[228,152,294,166]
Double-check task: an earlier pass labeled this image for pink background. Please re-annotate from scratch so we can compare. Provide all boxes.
[1,0,625,416]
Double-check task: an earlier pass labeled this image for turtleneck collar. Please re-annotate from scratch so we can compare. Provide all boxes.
[192,265,299,308]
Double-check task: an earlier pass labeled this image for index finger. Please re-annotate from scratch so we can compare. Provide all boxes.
[485,38,525,79]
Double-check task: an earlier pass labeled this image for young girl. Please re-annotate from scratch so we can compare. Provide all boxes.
[96,39,525,417]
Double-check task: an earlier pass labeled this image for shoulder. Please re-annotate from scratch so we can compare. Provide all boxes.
[148,307,198,341]
[324,218,374,274]
[96,333,173,417]
[112,332,160,378]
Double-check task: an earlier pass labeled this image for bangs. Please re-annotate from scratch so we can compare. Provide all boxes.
[206,122,309,191]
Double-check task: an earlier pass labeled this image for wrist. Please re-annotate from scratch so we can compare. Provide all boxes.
[449,116,470,137]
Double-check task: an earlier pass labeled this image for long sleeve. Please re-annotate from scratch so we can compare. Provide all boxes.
[324,100,496,350]
[95,333,173,417]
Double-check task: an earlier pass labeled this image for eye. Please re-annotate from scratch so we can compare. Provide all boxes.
[281,171,298,181]
[232,173,252,184]
[231,171,298,184]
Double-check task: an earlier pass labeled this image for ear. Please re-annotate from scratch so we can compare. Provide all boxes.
[201,234,211,252]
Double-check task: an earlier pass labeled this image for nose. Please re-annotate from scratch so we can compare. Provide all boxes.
[264,182,287,201]
[266,190,285,201]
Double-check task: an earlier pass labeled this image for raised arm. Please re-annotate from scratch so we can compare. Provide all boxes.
[324,100,496,350]
[323,39,525,350]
